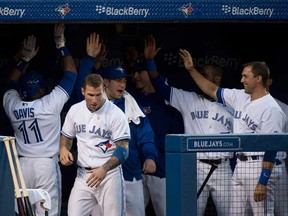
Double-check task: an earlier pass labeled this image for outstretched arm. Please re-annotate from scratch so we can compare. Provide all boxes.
[144,35,171,101]
[54,23,77,75]
[179,49,219,101]
[8,35,39,82]
[74,32,102,102]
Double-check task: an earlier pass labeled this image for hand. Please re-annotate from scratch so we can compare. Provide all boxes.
[59,147,74,166]
[254,183,267,202]
[54,23,66,48]
[86,32,101,58]
[142,159,156,174]
[95,41,108,62]
[22,35,39,62]
[179,49,194,71]
[144,35,161,60]
[86,167,107,188]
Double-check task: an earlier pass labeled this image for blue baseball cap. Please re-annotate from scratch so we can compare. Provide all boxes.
[99,65,129,80]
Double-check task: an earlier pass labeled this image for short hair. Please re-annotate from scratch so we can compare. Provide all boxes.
[83,74,103,89]
[200,64,223,77]
[243,61,270,87]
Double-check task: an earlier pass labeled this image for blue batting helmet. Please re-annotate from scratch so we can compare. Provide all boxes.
[19,71,46,99]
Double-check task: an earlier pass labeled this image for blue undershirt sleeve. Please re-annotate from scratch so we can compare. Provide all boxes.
[73,55,95,102]
[151,75,172,102]
[58,71,77,96]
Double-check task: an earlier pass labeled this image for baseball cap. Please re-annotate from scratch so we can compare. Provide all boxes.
[99,65,129,80]
[19,71,46,99]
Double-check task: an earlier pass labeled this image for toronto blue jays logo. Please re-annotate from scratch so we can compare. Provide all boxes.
[178,3,193,17]
[55,4,71,19]
[143,106,152,114]
[95,140,112,153]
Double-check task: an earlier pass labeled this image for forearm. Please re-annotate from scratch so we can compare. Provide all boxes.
[188,67,218,100]
[58,47,77,75]
[102,139,129,172]
[60,135,73,151]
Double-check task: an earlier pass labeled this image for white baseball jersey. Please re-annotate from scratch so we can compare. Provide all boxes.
[170,87,234,159]
[220,89,285,156]
[61,99,130,168]
[3,87,69,157]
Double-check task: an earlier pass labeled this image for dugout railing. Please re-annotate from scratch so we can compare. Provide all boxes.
[165,133,288,216]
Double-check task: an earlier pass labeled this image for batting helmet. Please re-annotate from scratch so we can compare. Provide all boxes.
[19,71,46,99]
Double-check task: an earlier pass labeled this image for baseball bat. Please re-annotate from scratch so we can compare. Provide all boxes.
[10,137,35,216]
[197,163,218,199]
[3,137,26,216]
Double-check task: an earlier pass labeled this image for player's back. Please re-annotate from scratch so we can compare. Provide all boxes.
[3,86,69,158]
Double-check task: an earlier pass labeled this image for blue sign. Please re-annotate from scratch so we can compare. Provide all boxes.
[0,0,288,22]
[187,136,241,151]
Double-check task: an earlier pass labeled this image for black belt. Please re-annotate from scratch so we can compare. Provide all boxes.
[237,154,283,165]
[18,155,52,159]
[237,155,262,161]
[199,158,229,165]
[275,159,283,165]
[78,165,94,170]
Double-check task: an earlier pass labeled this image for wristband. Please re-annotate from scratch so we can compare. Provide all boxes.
[146,59,157,73]
[112,146,128,164]
[58,47,70,57]
[258,168,271,185]
[16,60,29,73]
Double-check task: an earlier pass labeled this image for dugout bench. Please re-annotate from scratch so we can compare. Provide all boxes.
[166,133,288,216]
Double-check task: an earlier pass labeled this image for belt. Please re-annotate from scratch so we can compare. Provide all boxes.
[237,154,263,161]
[275,159,283,165]
[199,158,229,165]
[78,165,94,170]
[18,155,53,159]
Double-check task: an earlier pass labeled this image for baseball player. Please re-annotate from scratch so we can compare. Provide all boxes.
[74,33,158,216]
[59,73,130,216]
[144,35,234,216]
[129,60,185,216]
[3,23,77,216]
[267,78,288,216]
[179,49,285,215]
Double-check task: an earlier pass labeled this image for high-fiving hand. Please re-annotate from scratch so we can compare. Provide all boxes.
[22,35,39,62]
[54,23,66,48]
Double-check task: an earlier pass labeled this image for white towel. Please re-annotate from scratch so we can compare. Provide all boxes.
[103,91,145,125]
[123,91,145,125]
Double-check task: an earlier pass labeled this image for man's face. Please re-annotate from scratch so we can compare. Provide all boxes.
[104,78,127,99]
[81,84,104,112]
[241,66,258,94]
[132,70,150,90]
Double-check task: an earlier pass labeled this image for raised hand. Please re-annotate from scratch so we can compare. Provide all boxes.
[22,35,39,62]
[86,32,102,58]
[179,49,194,71]
[144,35,161,60]
[54,23,66,48]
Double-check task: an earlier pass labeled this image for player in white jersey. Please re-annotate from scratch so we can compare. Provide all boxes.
[3,24,77,216]
[145,35,234,216]
[267,78,288,216]
[59,73,131,216]
[179,49,285,215]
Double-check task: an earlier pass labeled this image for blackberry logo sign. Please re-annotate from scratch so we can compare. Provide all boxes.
[163,53,178,65]
[0,7,25,18]
[221,5,274,17]
[95,5,149,17]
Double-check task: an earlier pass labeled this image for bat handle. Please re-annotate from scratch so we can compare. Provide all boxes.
[3,137,26,216]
